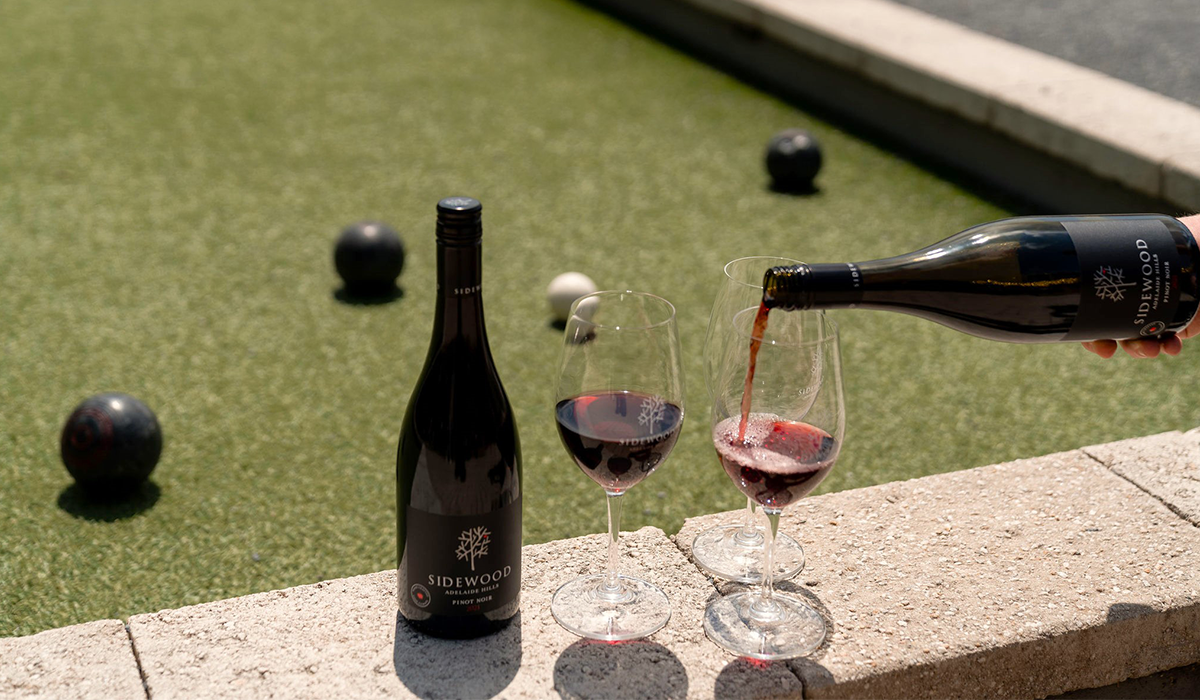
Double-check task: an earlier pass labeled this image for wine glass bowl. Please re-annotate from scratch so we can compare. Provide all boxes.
[692,256,809,584]
[555,391,683,493]
[703,308,844,660]
[551,291,684,641]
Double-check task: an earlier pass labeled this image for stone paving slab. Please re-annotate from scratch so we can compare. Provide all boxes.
[668,0,1200,209]
[128,526,799,699]
[674,449,1200,699]
[1083,430,1200,528]
[0,619,145,700]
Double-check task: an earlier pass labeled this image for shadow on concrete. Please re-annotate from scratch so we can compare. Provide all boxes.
[553,639,687,699]
[392,612,522,699]
[333,285,404,306]
[1047,663,1200,700]
[57,481,161,522]
[1104,602,1156,623]
[772,580,836,663]
[704,583,836,690]
[715,657,809,697]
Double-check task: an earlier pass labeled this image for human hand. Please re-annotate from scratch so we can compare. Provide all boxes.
[1082,315,1200,358]
[1082,213,1199,359]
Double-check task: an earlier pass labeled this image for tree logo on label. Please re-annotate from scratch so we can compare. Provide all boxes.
[456,526,491,572]
[638,395,666,430]
[1093,266,1136,302]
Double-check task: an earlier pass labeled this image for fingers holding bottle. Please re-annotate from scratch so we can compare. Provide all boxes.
[1081,340,1118,358]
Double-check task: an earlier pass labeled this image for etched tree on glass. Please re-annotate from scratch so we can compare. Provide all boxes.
[456,526,490,572]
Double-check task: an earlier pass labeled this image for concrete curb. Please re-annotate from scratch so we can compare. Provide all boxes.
[639,0,1200,210]
[124,527,797,699]
[5,433,1200,698]
[675,448,1200,698]
[0,619,145,700]
[1083,430,1200,528]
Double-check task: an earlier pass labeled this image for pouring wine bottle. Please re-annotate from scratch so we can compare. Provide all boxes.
[397,197,522,638]
[763,214,1199,342]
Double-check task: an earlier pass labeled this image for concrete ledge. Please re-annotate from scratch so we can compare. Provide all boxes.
[125,527,798,699]
[670,0,1200,209]
[1083,431,1200,528]
[0,619,145,700]
[8,432,1200,698]
[674,448,1200,698]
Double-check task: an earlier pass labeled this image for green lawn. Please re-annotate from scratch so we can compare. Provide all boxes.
[2,0,1197,637]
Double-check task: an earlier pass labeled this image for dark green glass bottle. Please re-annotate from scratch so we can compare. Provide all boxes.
[763,215,1199,342]
[396,197,522,638]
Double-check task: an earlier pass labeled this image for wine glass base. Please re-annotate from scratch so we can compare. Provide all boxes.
[551,573,671,641]
[703,591,826,660]
[691,524,805,584]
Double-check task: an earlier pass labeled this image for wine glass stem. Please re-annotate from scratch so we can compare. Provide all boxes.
[604,491,624,594]
[758,509,781,605]
[740,497,757,534]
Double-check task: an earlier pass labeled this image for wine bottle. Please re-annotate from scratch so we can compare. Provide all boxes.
[396,197,522,638]
[763,214,1200,342]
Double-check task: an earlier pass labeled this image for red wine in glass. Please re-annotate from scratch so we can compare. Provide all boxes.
[556,390,684,492]
[738,302,771,442]
[714,414,838,509]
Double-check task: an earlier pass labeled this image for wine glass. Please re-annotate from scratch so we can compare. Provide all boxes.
[551,290,685,640]
[692,257,807,583]
[704,307,843,660]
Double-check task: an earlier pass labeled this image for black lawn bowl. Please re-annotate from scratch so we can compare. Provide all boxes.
[60,393,162,499]
[334,221,406,296]
[766,129,823,192]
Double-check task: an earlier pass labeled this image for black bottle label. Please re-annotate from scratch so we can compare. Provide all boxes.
[404,497,521,616]
[1064,219,1182,340]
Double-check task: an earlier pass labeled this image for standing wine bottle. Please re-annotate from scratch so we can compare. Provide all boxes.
[397,197,521,638]
[764,214,1200,342]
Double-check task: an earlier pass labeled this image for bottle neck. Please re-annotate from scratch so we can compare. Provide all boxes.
[764,263,865,310]
[433,240,487,346]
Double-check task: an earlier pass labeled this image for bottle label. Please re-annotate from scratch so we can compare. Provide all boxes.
[404,497,521,616]
[1064,218,1182,340]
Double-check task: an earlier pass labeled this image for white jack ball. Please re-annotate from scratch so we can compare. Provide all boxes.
[547,272,598,322]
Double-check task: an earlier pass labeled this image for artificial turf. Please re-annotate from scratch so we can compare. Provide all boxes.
[2,0,1198,637]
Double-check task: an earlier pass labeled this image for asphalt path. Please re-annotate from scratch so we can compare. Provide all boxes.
[892,0,1199,109]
